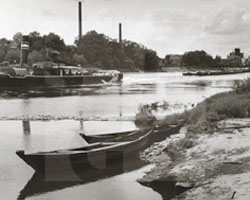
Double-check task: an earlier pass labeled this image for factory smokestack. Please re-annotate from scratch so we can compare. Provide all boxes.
[20,35,29,67]
[78,1,83,42]
[119,23,122,45]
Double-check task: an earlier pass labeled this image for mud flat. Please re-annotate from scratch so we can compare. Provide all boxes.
[138,119,250,200]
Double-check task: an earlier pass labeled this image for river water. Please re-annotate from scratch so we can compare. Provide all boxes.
[1,72,249,200]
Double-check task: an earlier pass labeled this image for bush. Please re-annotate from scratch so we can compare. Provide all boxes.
[159,79,250,153]
[160,113,186,126]
[234,78,250,94]
[134,104,157,128]
[135,113,156,128]
[205,92,250,119]
[161,90,250,137]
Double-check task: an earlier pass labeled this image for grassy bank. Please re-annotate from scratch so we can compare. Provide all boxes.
[134,78,250,152]
[158,78,250,150]
[138,78,250,199]
[135,78,250,152]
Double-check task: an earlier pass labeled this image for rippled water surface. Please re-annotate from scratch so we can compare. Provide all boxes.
[0,72,249,200]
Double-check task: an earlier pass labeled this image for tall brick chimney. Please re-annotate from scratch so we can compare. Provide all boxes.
[20,35,29,67]
[78,1,82,42]
[119,23,122,45]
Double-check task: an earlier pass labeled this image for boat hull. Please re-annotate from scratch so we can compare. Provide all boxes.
[80,130,137,143]
[153,124,183,142]
[0,74,120,88]
[80,124,183,144]
[16,129,153,174]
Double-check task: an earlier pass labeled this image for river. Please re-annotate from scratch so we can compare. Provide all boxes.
[0,72,249,200]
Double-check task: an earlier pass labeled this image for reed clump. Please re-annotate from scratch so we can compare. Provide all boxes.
[134,103,157,128]
[234,77,250,94]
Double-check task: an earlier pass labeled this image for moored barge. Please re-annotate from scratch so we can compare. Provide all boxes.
[0,34,123,88]
[0,65,123,88]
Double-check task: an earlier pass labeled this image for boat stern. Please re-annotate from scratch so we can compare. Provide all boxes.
[16,150,39,172]
[16,150,25,159]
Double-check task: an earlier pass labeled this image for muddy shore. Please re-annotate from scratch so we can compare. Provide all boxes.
[138,118,250,200]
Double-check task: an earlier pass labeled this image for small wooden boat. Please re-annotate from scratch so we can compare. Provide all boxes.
[16,129,153,174]
[80,123,183,143]
[152,123,183,142]
[80,129,138,143]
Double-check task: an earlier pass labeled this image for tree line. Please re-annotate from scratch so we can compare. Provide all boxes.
[1,31,234,71]
[164,50,240,68]
[0,31,161,72]
[182,50,221,68]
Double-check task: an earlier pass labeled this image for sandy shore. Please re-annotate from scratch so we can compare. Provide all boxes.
[138,118,250,200]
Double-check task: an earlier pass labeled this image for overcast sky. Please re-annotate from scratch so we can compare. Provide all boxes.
[0,0,250,58]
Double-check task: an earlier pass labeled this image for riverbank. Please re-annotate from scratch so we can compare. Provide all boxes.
[182,67,250,76]
[139,119,250,199]
[138,78,250,199]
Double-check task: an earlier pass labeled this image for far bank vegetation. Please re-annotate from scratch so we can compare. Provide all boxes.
[0,31,161,72]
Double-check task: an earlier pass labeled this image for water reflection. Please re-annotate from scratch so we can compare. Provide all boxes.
[0,72,246,120]
[79,120,84,131]
[0,82,157,99]
[22,120,31,135]
[0,72,248,100]
[0,85,105,99]
[20,119,95,135]
[18,158,147,200]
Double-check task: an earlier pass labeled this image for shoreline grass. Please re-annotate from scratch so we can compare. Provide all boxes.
[138,78,250,199]
[135,77,250,152]
[165,78,250,153]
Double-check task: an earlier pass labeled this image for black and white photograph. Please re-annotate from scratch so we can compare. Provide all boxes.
[1,0,250,199]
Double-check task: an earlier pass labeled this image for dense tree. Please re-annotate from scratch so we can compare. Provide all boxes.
[182,50,214,67]
[0,31,161,71]
[0,38,10,62]
[214,55,221,65]
[5,49,20,64]
[13,32,22,49]
[0,48,6,62]
[77,31,112,67]
[164,55,171,65]
[144,49,160,71]
[43,33,66,52]
[123,40,145,70]
[73,54,87,66]
[0,38,10,47]
[29,32,44,51]
[28,49,51,63]
[76,31,160,71]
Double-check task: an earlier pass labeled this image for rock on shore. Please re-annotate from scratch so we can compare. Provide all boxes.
[138,119,250,200]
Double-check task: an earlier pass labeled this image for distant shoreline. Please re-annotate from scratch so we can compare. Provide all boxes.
[123,66,250,75]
